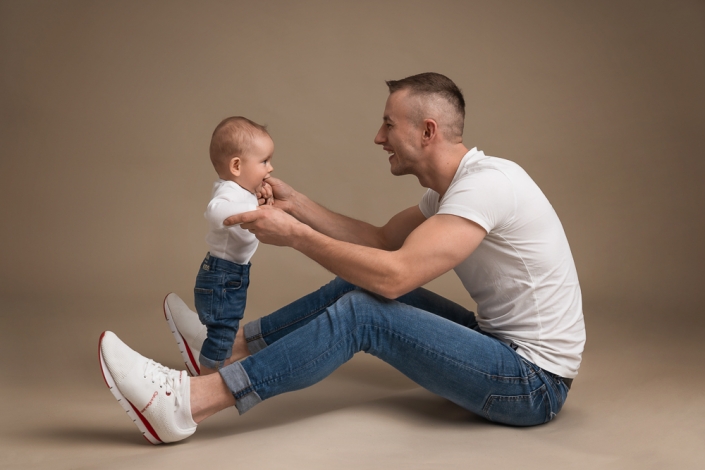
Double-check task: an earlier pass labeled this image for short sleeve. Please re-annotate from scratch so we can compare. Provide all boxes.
[419,189,440,218]
[205,197,257,230]
[437,169,515,233]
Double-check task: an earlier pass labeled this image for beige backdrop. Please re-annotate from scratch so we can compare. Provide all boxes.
[1,1,704,469]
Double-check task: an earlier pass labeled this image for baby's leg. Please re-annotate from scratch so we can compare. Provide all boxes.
[195,259,250,375]
[200,327,249,375]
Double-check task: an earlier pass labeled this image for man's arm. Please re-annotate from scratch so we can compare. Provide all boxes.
[264,177,425,250]
[226,206,486,299]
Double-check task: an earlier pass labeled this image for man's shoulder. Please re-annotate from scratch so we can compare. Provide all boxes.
[454,155,535,195]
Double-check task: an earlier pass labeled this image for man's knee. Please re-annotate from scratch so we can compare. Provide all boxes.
[317,277,358,298]
[330,289,391,323]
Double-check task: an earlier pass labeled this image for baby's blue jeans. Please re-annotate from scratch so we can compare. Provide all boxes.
[194,253,250,369]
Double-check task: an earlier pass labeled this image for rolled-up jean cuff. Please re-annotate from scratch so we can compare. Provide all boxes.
[198,352,227,370]
[243,319,268,354]
[219,361,262,415]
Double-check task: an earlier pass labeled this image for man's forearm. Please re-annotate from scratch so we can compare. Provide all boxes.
[289,222,402,298]
[287,191,388,249]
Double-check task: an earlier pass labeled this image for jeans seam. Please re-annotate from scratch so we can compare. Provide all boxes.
[234,385,257,400]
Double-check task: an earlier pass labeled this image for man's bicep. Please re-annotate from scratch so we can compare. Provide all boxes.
[379,206,427,250]
[394,214,486,291]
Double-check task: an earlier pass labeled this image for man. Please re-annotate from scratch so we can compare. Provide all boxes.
[98,73,585,444]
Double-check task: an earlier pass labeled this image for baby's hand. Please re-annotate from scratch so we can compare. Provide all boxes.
[256,181,274,206]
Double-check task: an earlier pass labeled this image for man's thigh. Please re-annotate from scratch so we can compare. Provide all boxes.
[328,290,559,426]
[396,286,479,329]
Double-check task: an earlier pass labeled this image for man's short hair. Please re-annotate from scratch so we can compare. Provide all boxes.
[209,116,269,173]
[385,72,465,141]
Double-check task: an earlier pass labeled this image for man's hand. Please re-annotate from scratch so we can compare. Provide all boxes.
[265,177,296,213]
[223,205,303,247]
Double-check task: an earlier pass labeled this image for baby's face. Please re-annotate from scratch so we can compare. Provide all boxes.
[236,134,274,193]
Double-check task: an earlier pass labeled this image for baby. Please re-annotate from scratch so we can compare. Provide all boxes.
[195,116,274,375]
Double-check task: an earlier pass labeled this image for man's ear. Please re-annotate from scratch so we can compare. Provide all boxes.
[229,157,242,177]
[421,119,438,144]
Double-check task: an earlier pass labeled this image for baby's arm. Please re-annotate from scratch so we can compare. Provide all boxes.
[206,197,258,230]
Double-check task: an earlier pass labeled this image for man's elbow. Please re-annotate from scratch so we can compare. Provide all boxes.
[374,267,415,299]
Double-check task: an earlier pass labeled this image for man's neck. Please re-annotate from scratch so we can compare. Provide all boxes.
[415,143,469,197]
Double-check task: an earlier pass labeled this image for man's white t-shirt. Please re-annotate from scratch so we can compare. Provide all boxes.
[204,179,258,264]
[419,148,585,378]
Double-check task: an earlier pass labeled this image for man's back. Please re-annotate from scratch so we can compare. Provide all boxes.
[420,148,585,378]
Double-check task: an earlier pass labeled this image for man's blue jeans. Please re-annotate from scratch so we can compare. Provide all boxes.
[219,277,570,426]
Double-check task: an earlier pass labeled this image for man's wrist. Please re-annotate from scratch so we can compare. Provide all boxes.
[289,220,316,251]
[287,190,306,217]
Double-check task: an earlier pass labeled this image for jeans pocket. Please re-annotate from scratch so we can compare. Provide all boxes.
[225,275,242,290]
[194,287,214,323]
[482,384,551,426]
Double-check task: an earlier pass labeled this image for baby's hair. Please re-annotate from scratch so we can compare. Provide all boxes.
[209,116,269,175]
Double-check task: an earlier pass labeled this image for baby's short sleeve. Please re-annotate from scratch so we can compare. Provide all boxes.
[205,195,257,230]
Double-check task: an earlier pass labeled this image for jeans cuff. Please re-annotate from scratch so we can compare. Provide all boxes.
[243,318,268,354]
[199,352,227,370]
[219,361,262,415]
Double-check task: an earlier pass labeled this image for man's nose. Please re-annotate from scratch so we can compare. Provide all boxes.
[374,125,385,144]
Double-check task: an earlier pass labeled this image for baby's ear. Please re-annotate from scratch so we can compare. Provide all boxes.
[229,157,241,177]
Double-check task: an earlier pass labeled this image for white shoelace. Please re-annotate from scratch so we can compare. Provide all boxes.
[143,360,182,407]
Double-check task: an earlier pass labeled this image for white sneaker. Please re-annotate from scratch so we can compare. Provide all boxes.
[163,293,207,376]
[98,331,197,444]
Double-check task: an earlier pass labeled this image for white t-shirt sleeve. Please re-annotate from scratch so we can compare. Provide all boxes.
[418,189,440,219]
[436,169,515,233]
[205,197,257,231]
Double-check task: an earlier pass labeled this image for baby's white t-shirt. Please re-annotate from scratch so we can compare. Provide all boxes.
[419,148,585,378]
[204,179,258,264]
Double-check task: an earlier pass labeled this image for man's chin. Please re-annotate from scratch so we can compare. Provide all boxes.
[389,165,408,177]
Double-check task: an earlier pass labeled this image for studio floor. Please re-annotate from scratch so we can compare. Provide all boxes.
[1,295,703,470]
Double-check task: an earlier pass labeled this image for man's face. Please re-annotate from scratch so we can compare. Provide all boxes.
[374,90,423,176]
[237,133,274,193]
